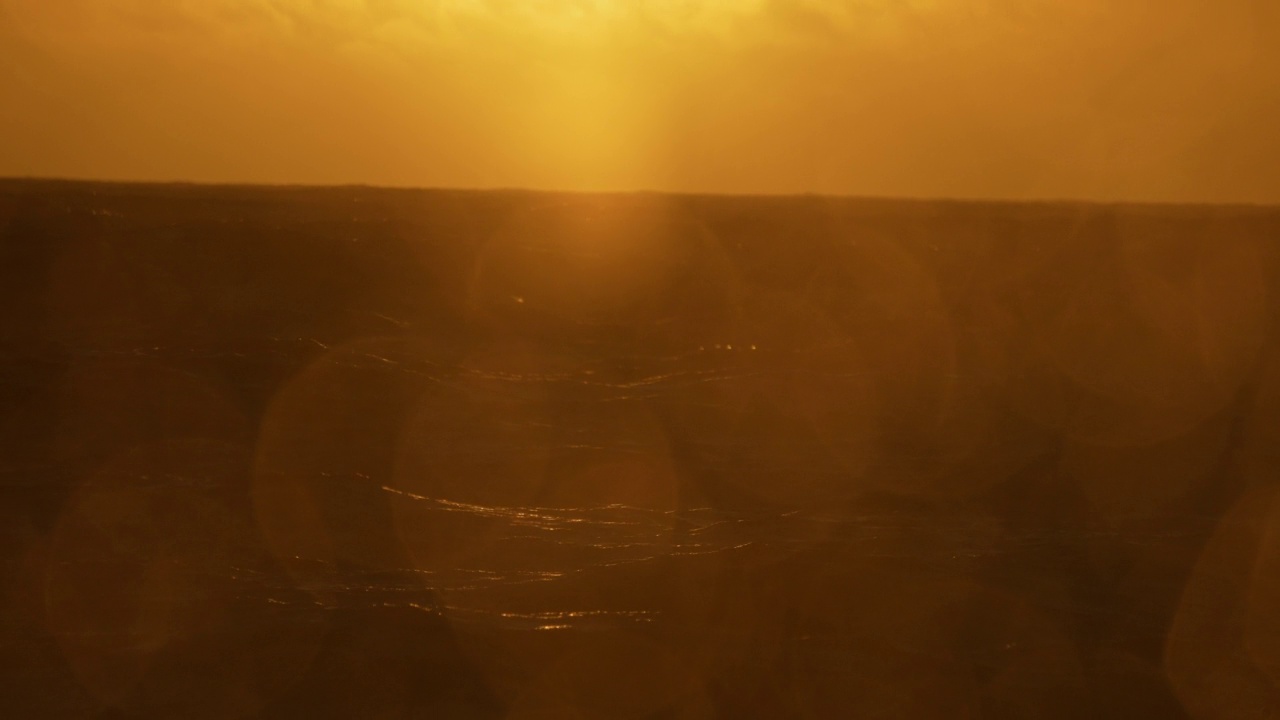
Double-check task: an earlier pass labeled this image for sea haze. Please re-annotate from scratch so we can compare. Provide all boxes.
[2,179,1279,718]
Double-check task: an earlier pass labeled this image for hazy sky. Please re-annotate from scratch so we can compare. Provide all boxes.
[1,0,1277,202]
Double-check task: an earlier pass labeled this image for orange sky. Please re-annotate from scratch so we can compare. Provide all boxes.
[1,0,1277,202]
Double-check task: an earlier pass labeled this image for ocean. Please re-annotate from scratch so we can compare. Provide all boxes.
[2,179,1278,718]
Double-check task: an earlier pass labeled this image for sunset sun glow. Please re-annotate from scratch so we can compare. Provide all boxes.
[5,1,1280,718]
[1,0,1277,201]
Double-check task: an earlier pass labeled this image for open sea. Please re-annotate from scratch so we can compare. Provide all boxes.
[2,179,1279,718]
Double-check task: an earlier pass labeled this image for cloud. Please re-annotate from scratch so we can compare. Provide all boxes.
[0,0,1277,200]
[0,0,949,52]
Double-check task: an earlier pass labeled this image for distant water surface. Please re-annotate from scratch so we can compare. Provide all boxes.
[2,180,1280,718]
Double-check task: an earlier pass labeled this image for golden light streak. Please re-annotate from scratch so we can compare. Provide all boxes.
[1,0,1277,200]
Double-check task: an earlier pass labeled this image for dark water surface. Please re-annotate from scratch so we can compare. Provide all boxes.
[2,179,1280,717]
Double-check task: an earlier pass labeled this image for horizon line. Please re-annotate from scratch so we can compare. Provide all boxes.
[3,175,1278,211]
